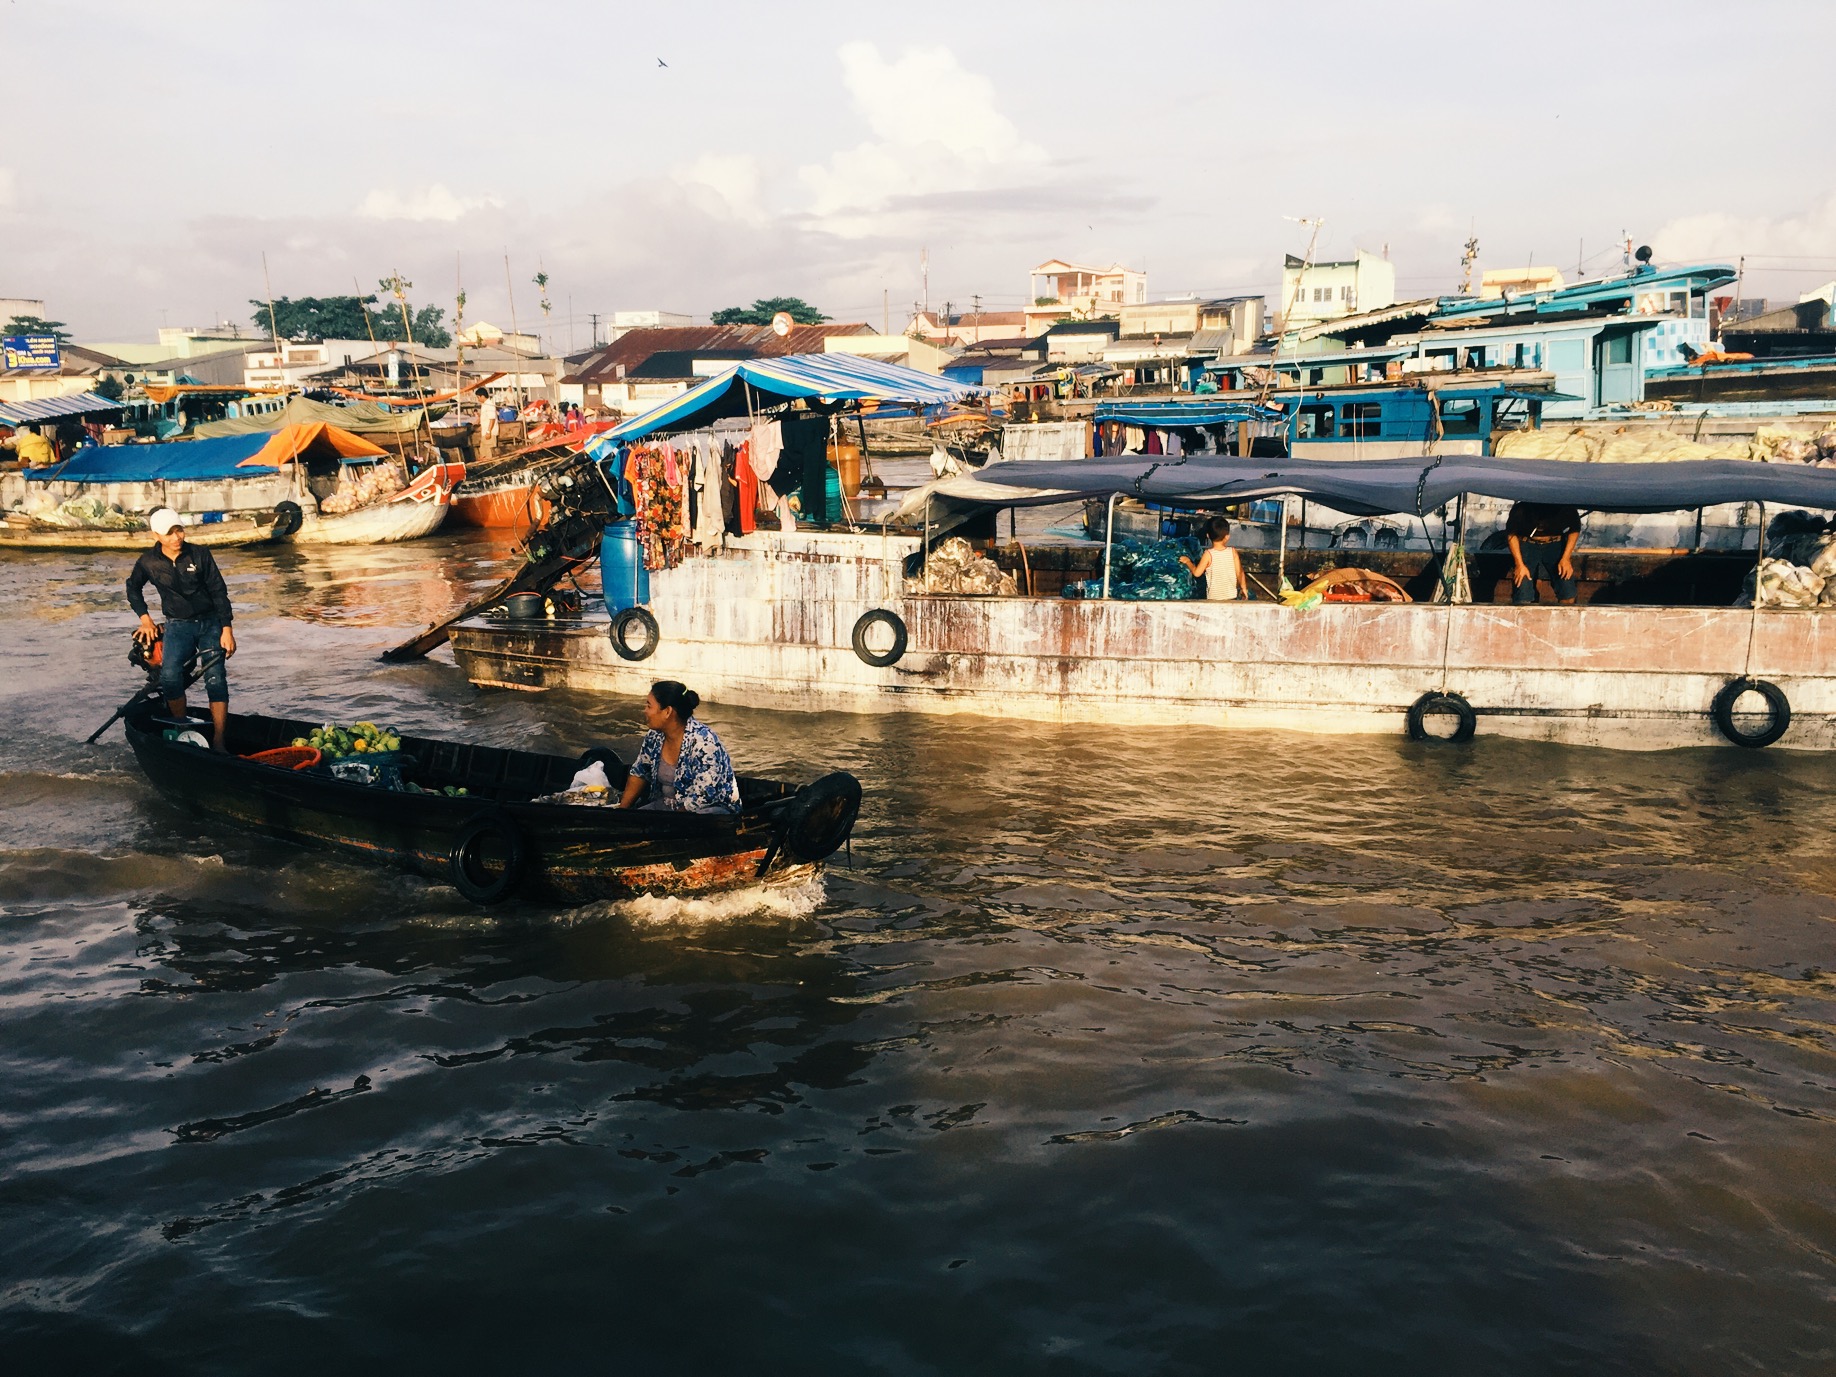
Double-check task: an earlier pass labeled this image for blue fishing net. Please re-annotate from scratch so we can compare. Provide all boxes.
[1064,537,1198,601]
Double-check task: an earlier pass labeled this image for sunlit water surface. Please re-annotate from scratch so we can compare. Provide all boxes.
[3,535,1835,1374]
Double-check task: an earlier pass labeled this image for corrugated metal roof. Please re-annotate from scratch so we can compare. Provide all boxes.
[0,391,126,425]
[563,323,872,385]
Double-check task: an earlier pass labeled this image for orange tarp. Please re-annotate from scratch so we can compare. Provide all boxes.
[237,421,389,469]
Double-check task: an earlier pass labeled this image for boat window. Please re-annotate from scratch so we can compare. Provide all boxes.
[1338,402,1381,438]
[1438,398,1482,435]
[1603,332,1634,366]
[1296,404,1333,439]
[1492,396,1532,431]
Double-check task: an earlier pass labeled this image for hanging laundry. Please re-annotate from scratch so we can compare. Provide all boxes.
[1165,431,1183,457]
[1145,429,1164,456]
[626,442,689,571]
[735,440,758,535]
[693,435,725,546]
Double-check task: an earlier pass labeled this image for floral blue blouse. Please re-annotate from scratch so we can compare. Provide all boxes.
[628,718,741,813]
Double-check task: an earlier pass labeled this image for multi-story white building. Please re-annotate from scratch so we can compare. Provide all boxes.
[1279,250,1396,329]
[1024,259,1146,335]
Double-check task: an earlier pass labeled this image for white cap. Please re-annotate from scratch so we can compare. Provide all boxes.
[149,508,184,536]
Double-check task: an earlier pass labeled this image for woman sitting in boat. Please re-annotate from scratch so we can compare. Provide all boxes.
[617,680,742,814]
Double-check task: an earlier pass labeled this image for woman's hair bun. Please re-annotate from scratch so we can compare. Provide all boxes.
[651,680,699,719]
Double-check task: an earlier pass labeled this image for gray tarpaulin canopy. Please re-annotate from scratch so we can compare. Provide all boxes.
[944,453,1836,516]
[191,395,426,438]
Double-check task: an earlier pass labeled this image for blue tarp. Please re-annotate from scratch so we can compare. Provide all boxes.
[28,433,279,482]
[1093,399,1285,427]
[968,453,1836,516]
[596,354,978,446]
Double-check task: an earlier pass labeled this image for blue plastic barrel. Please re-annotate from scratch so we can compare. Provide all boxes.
[600,520,649,613]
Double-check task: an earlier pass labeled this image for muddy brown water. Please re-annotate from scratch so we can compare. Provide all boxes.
[3,533,1835,1374]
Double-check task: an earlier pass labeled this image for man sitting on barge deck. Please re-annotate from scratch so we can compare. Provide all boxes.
[1505,502,1581,605]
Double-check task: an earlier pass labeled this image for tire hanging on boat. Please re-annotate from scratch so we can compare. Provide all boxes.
[1711,677,1790,749]
[851,609,908,667]
[1406,691,1477,743]
[448,808,528,905]
[609,606,660,662]
[272,500,304,537]
[777,771,863,863]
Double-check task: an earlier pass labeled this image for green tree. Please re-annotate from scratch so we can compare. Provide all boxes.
[251,294,451,348]
[3,314,71,341]
[94,375,125,401]
[710,296,829,326]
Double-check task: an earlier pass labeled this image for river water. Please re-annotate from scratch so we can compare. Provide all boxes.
[3,534,1835,1374]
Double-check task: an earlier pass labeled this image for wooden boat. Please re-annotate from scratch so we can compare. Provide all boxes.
[449,473,549,530]
[0,509,293,551]
[291,462,460,545]
[119,697,862,905]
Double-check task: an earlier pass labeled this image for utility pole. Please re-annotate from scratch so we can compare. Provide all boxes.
[589,312,601,348]
[921,247,929,318]
[972,292,981,342]
[1459,232,1480,295]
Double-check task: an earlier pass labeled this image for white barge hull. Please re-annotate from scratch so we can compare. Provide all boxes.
[448,531,1836,751]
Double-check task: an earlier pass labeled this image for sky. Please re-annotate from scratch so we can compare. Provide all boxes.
[4,0,1834,349]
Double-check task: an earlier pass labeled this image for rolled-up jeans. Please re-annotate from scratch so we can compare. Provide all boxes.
[160,618,229,703]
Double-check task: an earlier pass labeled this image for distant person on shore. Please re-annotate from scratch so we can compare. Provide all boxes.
[617,680,741,814]
[1505,502,1581,604]
[127,508,236,751]
[1180,516,1249,601]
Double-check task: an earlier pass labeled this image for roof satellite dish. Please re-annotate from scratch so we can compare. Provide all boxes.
[1635,244,1653,264]
[771,312,794,337]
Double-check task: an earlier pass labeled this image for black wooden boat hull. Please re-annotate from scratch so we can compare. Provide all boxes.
[122,704,854,906]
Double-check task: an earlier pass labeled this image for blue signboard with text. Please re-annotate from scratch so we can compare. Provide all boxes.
[2,335,60,371]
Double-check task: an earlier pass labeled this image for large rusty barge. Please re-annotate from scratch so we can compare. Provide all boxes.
[439,357,1836,752]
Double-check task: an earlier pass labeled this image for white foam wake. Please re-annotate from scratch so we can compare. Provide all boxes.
[567,870,828,928]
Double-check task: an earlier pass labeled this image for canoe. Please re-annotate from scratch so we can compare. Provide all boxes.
[119,698,862,906]
[292,462,460,545]
[0,510,291,551]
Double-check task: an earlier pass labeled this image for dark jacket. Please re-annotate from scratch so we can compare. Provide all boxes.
[126,543,233,624]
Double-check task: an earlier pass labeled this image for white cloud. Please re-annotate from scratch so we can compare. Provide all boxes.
[1654,192,1836,263]
[798,41,1045,233]
[673,153,766,224]
[356,183,501,222]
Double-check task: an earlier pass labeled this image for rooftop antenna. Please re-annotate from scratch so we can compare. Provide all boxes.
[921,247,929,318]
[1459,231,1480,295]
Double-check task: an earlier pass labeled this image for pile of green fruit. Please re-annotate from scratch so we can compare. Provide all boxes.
[292,720,402,760]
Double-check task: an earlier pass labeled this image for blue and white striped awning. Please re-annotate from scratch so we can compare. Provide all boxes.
[0,391,125,426]
[596,353,978,446]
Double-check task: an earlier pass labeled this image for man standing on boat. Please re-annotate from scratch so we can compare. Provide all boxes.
[1505,502,1582,605]
[127,508,236,751]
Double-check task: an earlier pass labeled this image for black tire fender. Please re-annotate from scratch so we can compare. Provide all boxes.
[851,609,908,667]
[777,771,863,864]
[448,807,527,905]
[1711,677,1790,749]
[1406,691,1477,744]
[609,606,660,662]
[272,500,304,537]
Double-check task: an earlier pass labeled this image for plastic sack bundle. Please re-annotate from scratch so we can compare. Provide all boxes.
[905,536,1017,596]
[1063,537,1195,601]
[319,460,407,515]
[1736,557,1826,609]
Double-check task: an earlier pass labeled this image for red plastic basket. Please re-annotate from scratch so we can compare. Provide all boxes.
[243,746,323,771]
